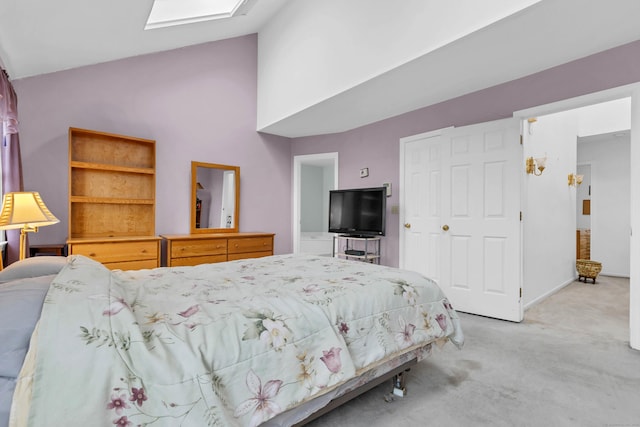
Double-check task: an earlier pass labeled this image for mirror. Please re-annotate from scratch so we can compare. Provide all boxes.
[191,161,240,234]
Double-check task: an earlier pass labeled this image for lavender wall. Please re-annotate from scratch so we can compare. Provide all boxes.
[292,39,640,267]
[10,34,640,267]
[13,35,293,255]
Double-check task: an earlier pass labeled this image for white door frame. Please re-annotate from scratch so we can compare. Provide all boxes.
[292,152,339,253]
[514,82,640,351]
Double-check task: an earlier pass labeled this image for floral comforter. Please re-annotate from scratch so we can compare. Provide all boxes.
[13,254,463,427]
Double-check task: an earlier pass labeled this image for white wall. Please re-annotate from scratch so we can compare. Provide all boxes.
[576,97,631,276]
[578,137,630,276]
[523,111,579,307]
[577,98,631,136]
[257,0,540,131]
[629,86,640,350]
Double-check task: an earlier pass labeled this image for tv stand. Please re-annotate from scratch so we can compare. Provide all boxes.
[333,235,381,264]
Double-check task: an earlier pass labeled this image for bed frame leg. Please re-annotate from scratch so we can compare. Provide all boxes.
[384,369,409,402]
[393,371,407,397]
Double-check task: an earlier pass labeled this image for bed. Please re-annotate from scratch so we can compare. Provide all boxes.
[1,254,463,427]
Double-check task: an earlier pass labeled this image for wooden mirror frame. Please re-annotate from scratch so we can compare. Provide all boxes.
[190,161,240,234]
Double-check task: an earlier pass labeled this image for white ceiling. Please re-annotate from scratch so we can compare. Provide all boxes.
[257,0,640,137]
[1,1,640,138]
[579,131,630,145]
[0,0,288,79]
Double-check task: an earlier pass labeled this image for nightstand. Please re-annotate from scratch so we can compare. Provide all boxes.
[29,244,66,257]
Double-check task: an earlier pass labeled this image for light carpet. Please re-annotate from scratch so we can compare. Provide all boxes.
[307,276,639,427]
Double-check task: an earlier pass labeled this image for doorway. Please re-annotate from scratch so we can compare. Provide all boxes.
[518,99,631,312]
[577,131,631,277]
[514,86,637,350]
[576,163,591,260]
[292,153,338,255]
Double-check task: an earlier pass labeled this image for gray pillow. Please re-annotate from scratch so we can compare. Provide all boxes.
[0,256,67,284]
[1,376,17,427]
[0,275,52,378]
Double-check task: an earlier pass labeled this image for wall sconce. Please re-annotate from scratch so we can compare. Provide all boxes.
[525,156,547,176]
[568,173,584,187]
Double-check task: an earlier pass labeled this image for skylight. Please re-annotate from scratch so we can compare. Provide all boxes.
[145,0,257,30]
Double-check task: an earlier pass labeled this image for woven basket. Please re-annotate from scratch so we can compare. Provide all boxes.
[576,259,602,284]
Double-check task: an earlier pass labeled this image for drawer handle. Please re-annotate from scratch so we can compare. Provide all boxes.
[89,252,96,257]
[141,249,147,253]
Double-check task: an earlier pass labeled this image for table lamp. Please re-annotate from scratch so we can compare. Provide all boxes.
[0,191,59,261]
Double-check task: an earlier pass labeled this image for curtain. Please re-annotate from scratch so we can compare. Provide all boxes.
[0,68,24,265]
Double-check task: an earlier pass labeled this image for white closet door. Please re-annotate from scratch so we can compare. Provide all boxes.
[401,118,523,322]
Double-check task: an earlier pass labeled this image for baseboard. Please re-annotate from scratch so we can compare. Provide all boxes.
[600,272,630,278]
[524,276,576,311]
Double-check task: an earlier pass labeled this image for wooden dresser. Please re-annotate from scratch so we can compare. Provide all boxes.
[67,128,160,269]
[161,233,274,267]
[68,236,160,270]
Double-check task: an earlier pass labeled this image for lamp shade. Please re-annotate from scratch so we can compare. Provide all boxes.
[0,192,59,230]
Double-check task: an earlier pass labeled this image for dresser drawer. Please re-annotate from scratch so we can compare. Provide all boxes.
[228,237,273,254]
[160,233,275,267]
[170,238,227,259]
[228,251,272,261]
[103,259,159,271]
[169,254,227,267]
[70,240,159,265]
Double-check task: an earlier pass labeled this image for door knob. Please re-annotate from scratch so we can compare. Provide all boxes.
[442,224,450,231]
[404,223,411,229]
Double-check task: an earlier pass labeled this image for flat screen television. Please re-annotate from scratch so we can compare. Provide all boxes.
[328,187,386,237]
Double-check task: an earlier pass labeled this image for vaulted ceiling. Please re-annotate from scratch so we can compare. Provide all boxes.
[0,0,288,79]
[1,1,639,137]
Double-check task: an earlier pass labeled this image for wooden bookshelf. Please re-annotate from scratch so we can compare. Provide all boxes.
[67,128,159,269]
